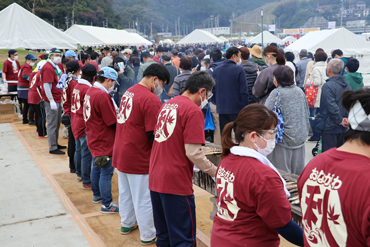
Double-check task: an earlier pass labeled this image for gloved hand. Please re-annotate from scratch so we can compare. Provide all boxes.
[50,100,57,111]
[193,165,200,172]
[212,177,216,182]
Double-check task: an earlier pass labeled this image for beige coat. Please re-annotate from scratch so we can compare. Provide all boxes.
[304,60,315,87]
[306,61,327,108]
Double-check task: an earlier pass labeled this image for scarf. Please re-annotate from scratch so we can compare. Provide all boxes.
[252,58,267,66]
[47,59,62,77]
[8,58,17,70]
[230,146,290,197]
[94,82,118,110]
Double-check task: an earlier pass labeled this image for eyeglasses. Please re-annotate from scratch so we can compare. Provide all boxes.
[241,128,277,139]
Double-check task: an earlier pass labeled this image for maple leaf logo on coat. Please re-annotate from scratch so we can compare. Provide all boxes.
[117,91,134,124]
[155,103,178,143]
[83,95,91,122]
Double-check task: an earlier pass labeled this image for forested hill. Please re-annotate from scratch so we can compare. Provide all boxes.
[0,0,278,33]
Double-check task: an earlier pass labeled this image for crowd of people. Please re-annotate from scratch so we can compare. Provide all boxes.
[1,40,369,246]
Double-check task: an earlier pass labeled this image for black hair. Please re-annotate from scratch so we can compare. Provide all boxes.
[202,58,210,67]
[270,43,278,47]
[143,63,171,85]
[273,65,294,87]
[332,49,343,58]
[180,57,193,70]
[342,88,370,145]
[142,52,152,59]
[194,49,202,56]
[184,71,215,94]
[62,57,69,65]
[42,54,49,60]
[104,46,110,52]
[82,53,90,64]
[113,56,125,65]
[226,47,239,59]
[346,58,360,73]
[66,60,80,74]
[91,52,99,60]
[285,52,295,62]
[210,48,222,62]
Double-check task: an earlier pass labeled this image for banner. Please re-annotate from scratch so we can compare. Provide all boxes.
[328,22,336,29]
[283,27,320,35]
[269,25,276,32]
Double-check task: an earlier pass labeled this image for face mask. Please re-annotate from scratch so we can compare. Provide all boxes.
[254,134,276,156]
[123,55,127,61]
[30,62,35,66]
[199,93,208,109]
[108,80,115,93]
[264,56,270,66]
[153,79,163,96]
[200,66,206,71]
[13,55,18,61]
[53,56,61,64]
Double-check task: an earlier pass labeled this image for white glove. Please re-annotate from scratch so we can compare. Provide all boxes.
[50,100,57,111]
[193,165,200,172]
[3,79,7,84]
[212,177,216,182]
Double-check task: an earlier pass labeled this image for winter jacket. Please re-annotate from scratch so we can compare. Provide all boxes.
[316,75,351,133]
[137,59,156,82]
[296,57,311,88]
[265,85,310,149]
[285,61,296,85]
[251,58,268,71]
[240,60,259,104]
[213,60,248,114]
[207,58,226,104]
[252,63,279,105]
[345,72,363,91]
[117,65,136,101]
[340,57,350,75]
[160,63,179,103]
[307,61,327,108]
[173,70,191,97]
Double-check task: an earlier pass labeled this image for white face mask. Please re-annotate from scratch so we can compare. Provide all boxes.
[264,56,270,66]
[235,56,241,65]
[13,55,18,61]
[200,66,206,71]
[123,55,127,61]
[153,79,163,96]
[30,62,35,66]
[53,56,61,64]
[108,80,115,93]
[199,93,208,109]
[254,134,276,156]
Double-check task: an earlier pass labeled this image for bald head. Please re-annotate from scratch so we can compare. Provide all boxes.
[327,58,344,77]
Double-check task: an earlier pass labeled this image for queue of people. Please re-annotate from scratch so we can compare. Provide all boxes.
[2,42,369,247]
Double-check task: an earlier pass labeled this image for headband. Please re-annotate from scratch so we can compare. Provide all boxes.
[348,101,370,132]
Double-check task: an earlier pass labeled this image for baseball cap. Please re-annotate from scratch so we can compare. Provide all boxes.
[49,48,61,54]
[122,48,132,54]
[65,50,78,60]
[98,67,118,81]
[161,52,172,61]
[82,64,97,77]
[25,54,37,60]
[8,49,17,55]
[171,49,178,55]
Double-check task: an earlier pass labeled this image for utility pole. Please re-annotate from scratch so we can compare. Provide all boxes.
[340,0,344,27]
[65,16,69,29]
[150,22,153,39]
[105,18,108,28]
[72,2,75,25]
[129,22,130,29]
[193,21,194,31]
[52,19,55,26]
[175,20,177,36]
[178,17,180,36]
[136,17,139,32]
[261,9,264,49]
[210,15,214,35]
[183,23,185,36]
[162,23,164,32]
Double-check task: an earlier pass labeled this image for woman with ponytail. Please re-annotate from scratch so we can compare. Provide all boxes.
[298,88,370,246]
[252,45,286,104]
[211,104,303,247]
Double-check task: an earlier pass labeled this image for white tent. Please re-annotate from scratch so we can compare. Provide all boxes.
[285,27,370,85]
[177,29,223,44]
[129,33,152,46]
[280,36,297,45]
[218,36,229,42]
[247,31,281,45]
[244,36,254,43]
[160,39,174,44]
[0,3,78,49]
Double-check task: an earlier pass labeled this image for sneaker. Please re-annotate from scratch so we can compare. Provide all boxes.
[49,149,65,155]
[70,168,76,173]
[93,196,102,203]
[121,224,138,235]
[83,184,92,190]
[77,176,82,181]
[28,120,36,125]
[57,144,67,149]
[101,202,119,213]
[141,237,157,246]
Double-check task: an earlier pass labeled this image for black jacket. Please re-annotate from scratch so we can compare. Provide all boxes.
[240,60,259,104]
[317,75,351,132]
[206,58,226,104]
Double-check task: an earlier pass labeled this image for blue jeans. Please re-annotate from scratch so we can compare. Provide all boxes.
[91,158,114,207]
[74,134,92,185]
[309,107,320,140]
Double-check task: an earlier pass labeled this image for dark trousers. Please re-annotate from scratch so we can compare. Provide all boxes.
[29,103,35,122]
[150,191,196,247]
[322,132,345,153]
[19,98,29,123]
[30,104,46,137]
[68,126,76,170]
[219,114,239,137]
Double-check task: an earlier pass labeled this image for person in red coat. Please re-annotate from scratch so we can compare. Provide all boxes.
[3,49,21,92]
[18,54,37,124]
